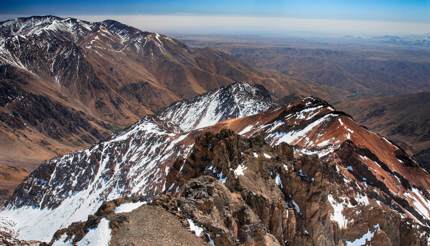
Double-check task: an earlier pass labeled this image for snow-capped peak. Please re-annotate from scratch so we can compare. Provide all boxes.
[1,82,430,244]
[159,82,275,131]
[0,16,94,39]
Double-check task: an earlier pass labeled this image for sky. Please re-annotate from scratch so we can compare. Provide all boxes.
[1,0,430,36]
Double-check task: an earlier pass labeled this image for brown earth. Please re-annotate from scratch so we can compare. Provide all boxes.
[337,92,430,170]
[0,164,28,205]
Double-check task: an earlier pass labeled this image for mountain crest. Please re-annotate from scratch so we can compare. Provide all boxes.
[1,83,430,245]
[159,82,274,131]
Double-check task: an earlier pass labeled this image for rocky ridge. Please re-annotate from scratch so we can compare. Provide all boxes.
[0,15,319,172]
[0,83,429,245]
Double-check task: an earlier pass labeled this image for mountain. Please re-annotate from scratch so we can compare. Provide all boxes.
[158,82,274,131]
[0,16,326,194]
[372,35,430,48]
[0,16,334,202]
[337,92,430,170]
[1,83,429,245]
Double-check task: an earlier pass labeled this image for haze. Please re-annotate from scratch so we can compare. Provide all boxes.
[1,0,430,36]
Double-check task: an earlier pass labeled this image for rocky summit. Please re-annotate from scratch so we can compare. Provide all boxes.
[0,83,429,245]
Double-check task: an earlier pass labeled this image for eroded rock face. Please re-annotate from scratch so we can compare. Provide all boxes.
[50,130,429,245]
[163,130,428,245]
[2,85,430,244]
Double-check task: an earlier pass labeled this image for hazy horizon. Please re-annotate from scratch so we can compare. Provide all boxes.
[1,0,430,36]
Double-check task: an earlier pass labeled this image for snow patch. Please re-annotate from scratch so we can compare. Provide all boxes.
[328,194,349,229]
[405,188,430,220]
[345,224,380,246]
[263,153,272,159]
[187,219,204,237]
[239,125,254,135]
[275,174,283,188]
[292,200,301,214]
[234,164,247,177]
[52,233,73,246]
[114,201,146,214]
[269,114,335,146]
[76,218,111,246]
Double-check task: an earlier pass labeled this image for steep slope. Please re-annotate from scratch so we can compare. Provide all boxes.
[159,82,274,131]
[337,92,430,170]
[0,16,323,194]
[1,83,430,245]
[0,83,274,242]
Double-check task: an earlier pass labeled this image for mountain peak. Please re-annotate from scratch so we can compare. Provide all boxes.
[0,15,94,39]
[1,16,430,245]
[3,87,430,244]
[159,82,275,131]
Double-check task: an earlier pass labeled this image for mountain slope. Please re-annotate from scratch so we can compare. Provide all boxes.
[1,83,429,244]
[159,82,274,131]
[0,165,27,205]
[337,92,430,170]
[0,16,326,173]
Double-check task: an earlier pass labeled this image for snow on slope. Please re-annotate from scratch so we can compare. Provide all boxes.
[0,116,190,241]
[159,82,274,131]
[0,16,94,40]
[222,96,430,227]
[52,218,111,246]
[0,83,273,241]
[0,16,171,79]
[114,201,146,214]
[2,83,430,242]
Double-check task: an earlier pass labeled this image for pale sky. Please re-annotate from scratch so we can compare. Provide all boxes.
[74,15,430,36]
[1,0,430,36]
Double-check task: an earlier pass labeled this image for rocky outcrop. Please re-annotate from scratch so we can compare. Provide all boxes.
[162,130,428,245]
[2,84,430,244]
[50,130,429,245]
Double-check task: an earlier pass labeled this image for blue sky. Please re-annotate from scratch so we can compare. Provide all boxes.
[1,0,430,35]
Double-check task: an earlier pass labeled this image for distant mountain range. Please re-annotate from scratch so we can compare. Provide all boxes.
[222,45,430,99]
[371,35,430,48]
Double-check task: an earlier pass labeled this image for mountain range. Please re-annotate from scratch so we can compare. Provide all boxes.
[183,34,430,172]
[0,16,330,173]
[0,16,429,246]
[0,82,429,245]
